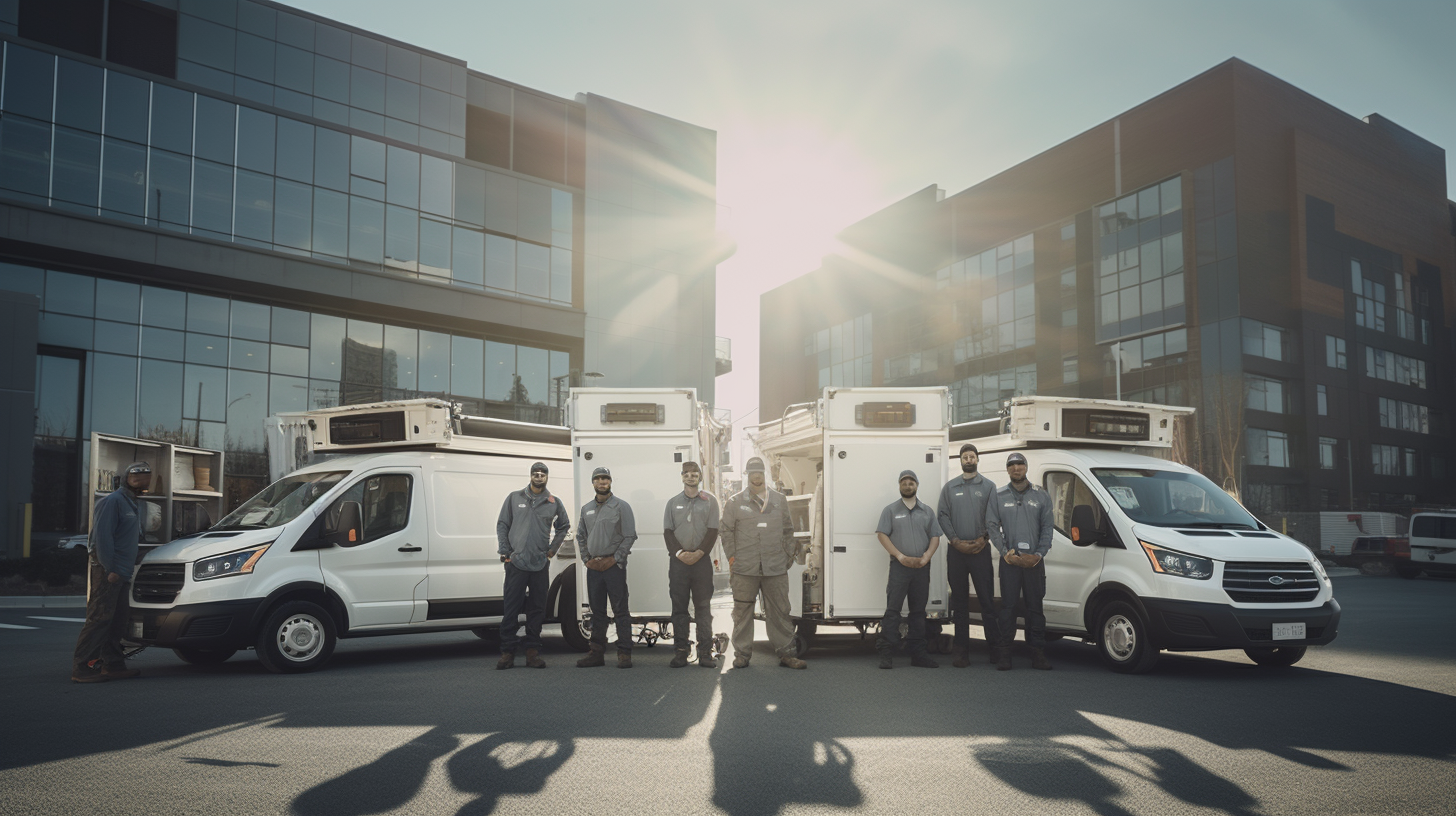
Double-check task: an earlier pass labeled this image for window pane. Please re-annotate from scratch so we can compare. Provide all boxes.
[1160,177,1182,214]
[236,107,276,174]
[269,374,308,414]
[383,325,417,391]
[314,127,349,191]
[234,170,274,243]
[276,44,314,94]
[150,84,194,154]
[271,306,309,346]
[551,188,573,249]
[351,135,385,181]
[419,218,450,278]
[484,171,517,235]
[191,159,233,237]
[517,181,550,244]
[3,44,54,121]
[450,335,482,399]
[419,154,451,217]
[45,270,94,316]
[194,95,236,165]
[485,340,513,400]
[270,344,308,376]
[275,117,314,183]
[52,127,101,208]
[385,145,419,208]
[419,330,449,394]
[385,75,419,122]
[138,359,184,438]
[454,163,485,226]
[141,286,186,329]
[451,226,483,287]
[384,204,417,271]
[183,363,228,421]
[348,195,384,264]
[313,54,349,104]
[551,247,571,304]
[485,234,515,291]
[0,116,51,200]
[516,241,549,299]
[516,345,547,405]
[141,326,184,360]
[309,313,345,379]
[101,138,148,220]
[274,178,312,251]
[55,58,104,133]
[104,71,150,144]
[312,187,348,259]
[351,66,386,114]
[91,353,138,435]
[226,369,268,453]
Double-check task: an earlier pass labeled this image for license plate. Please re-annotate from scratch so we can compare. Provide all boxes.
[1272,622,1305,641]
[131,621,143,638]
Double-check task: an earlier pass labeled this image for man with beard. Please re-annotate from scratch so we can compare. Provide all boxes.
[985,452,1054,671]
[874,470,944,669]
[720,457,807,669]
[663,461,720,668]
[72,461,150,683]
[937,443,1001,667]
[495,461,570,669]
[575,467,638,668]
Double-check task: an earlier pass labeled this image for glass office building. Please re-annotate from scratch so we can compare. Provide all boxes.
[0,0,722,550]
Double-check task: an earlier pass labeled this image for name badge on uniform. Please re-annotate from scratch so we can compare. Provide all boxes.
[517,503,526,508]
[1017,542,1031,551]
[895,514,907,520]
[954,492,964,497]
[586,510,596,515]
[740,506,752,512]
[676,505,684,510]
[757,522,768,527]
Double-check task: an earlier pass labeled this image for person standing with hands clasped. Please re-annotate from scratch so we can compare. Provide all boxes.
[985,452,1054,671]
[720,457,807,670]
[71,461,151,683]
[937,443,1001,667]
[664,461,720,668]
[576,467,638,668]
[874,470,943,669]
[495,461,570,670]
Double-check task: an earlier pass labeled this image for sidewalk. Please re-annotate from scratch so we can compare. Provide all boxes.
[0,596,85,608]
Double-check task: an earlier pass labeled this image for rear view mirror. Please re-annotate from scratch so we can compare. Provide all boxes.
[1070,505,1103,546]
[324,501,364,548]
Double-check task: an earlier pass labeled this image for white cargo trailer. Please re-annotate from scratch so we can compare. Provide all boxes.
[751,387,952,655]
[567,388,731,655]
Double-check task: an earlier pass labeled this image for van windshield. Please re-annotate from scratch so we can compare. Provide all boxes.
[1091,468,1261,530]
[213,471,350,530]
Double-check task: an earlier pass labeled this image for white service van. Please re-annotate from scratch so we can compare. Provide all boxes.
[1407,512,1456,579]
[127,400,578,673]
[961,396,1340,673]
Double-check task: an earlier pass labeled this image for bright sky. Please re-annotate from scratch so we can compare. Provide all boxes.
[290,0,1456,438]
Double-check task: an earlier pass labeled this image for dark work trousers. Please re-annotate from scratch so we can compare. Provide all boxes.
[500,562,549,654]
[997,560,1047,649]
[876,559,931,657]
[586,565,632,652]
[73,556,130,669]
[947,546,1001,649]
[669,555,714,650]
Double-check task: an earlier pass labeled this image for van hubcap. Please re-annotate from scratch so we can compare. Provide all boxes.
[1103,615,1136,660]
[277,614,325,662]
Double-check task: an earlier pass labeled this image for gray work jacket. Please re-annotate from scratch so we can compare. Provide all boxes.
[937,472,996,542]
[577,494,637,565]
[664,490,719,553]
[496,485,571,572]
[90,486,142,580]
[876,498,943,558]
[720,488,795,576]
[986,482,1054,559]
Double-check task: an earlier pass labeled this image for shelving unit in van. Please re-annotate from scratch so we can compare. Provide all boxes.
[88,433,226,543]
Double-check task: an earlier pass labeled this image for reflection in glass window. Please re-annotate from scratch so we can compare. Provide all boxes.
[451,336,483,399]
[1043,470,1106,537]
[551,188,573,249]
[419,330,450,395]
[384,325,418,391]
[516,346,547,405]
[194,96,236,165]
[419,155,452,217]
[551,248,572,304]
[313,55,350,104]
[314,127,350,191]
[275,117,314,183]
[309,313,346,380]
[95,279,140,323]
[101,138,148,221]
[349,196,384,264]
[0,116,53,200]
[104,71,150,144]
[270,344,308,377]
[451,227,483,287]
[3,44,54,121]
[184,333,227,366]
[141,286,186,329]
[147,149,192,230]
[485,234,515,292]
[55,58,104,133]
[269,374,309,415]
[138,358,184,437]
[384,205,418,271]
[351,66,387,114]
[236,108,276,174]
[192,159,234,238]
[183,364,228,421]
[385,145,419,208]
[52,128,101,208]
[419,219,451,278]
[91,354,138,435]
[274,179,313,251]
[485,341,514,401]
[226,369,268,453]
[312,188,348,259]
[150,84,194,154]
[235,170,275,244]
[351,135,386,181]
[386,75,420,122]
[516,241,550,300]
[454,163,485,226]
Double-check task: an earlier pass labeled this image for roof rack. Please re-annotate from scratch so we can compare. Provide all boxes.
[304,398,569,457]
[951,396,1193,451]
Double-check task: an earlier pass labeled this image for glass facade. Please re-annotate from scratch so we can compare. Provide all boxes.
[5,261,570,514]
[0,41,572,307]
[1094,177,1185,342]
[805,314,872,390]
[949,364,1036,423]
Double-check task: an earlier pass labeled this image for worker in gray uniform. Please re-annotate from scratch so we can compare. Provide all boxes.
[72,461,150,683]
[575,467,638,668]
[495,461,570,670]
[937,443,1001,667]
[663,461,720,668]
[720,457,807,670]
[985,452,1054,671]
[874,470,944,669]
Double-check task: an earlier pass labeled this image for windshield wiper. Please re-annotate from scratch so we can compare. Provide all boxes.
[1176,522,1256,530]
[211,523,274,531]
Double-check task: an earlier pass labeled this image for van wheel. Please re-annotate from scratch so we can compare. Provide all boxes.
[789,620,817,658]
[557,571,590,652]
[1244,646,1306,667]
[173,647,237,665]
[1096,601,1160,674]
[256,601,337,673]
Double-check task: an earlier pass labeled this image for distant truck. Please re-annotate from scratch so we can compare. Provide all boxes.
[1407,512,1456,579]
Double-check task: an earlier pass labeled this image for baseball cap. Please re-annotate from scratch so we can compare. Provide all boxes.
[681,461,701,473]
[530,462,549,475]
[1006,452,1028,466]
[898,469,918,483]
[959,443,979,456]
[591,466,612,479]
[745,457,766,473]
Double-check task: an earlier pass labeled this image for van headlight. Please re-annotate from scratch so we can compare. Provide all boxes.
[194,544,272,581]
[1138,541,1213,580]
[1311,559,1329,581]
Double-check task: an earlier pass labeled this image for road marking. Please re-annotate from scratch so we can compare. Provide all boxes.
[0,623,39,629]
[27,616,86,623]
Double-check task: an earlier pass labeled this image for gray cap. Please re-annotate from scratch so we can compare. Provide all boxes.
[125,461,152,475]
[898,469,918,484]
[745,457,766,473]
[681,461,701,473]
[591,466,612,479]
[1006,452,1028,466]
[530,461,549,475]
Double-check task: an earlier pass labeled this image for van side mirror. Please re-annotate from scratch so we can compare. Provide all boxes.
[323,501,365,548]
[1070,505,1103,546]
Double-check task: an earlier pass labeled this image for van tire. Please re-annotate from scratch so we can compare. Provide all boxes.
[1096,601,1160,674]
[557,570,590,652]
[173,647,237,665]
[789,620,817,658]
[1243,646,1306,667]
[255,601,337,673]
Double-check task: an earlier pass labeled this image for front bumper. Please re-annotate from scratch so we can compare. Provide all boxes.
[1141,596,1340,650]
[129,598,265,651]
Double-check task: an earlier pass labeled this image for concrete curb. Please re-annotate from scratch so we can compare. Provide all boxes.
[0,596,86,608]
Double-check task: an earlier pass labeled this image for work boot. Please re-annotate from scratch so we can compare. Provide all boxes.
[698,650,717,668]
[997,648,1013,671]
[732,654,750,668]
[71,662,107,684]
[496,651,516,670]
[576,645,605,668]
[910,654,940,669]
[670,648,690,669]
[1031,648,1053,671]
[952,647,970,669]
[878,652,893,670]
[617,650,633,669]
[987,645,1000,665]
[779,656,807,670]
[524,649,546,669]
[103,662,141,680]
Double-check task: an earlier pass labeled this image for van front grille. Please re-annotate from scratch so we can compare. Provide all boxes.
[1223,561,1320,603]
[132,563,185,604]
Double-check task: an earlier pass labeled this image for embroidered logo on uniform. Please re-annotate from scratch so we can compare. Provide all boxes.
[975,491,983,497]
[547,497,555,503]
[1029,501,1040,508]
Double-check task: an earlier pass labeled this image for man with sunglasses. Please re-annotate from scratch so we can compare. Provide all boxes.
[72,461,151,683]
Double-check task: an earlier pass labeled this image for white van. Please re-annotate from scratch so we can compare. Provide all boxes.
[127,400,577,673]
[1406,512,1456,579]
[960,396,1340,673]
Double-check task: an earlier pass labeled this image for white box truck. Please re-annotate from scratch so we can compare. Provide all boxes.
[126,399,579,673]
[751,387,952,655]
[1406,511,1456,579]
[957,396,1340,673]
[566,388,731,656]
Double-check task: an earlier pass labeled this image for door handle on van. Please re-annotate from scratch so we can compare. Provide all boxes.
[398,545,422,553]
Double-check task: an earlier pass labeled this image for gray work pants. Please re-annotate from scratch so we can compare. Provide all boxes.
[586,565,632,652]
[669,555,714,649]
[500,562,548,653]
[947,545,1001,649]
[73,557,129,669]
[998,560,1047,648]
[877,558,931,657]
[729,572,794,660]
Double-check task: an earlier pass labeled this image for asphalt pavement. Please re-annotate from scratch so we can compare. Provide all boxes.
[2,572,1454,815]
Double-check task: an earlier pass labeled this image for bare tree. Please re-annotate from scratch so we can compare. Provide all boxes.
[1202,373,1247,500]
